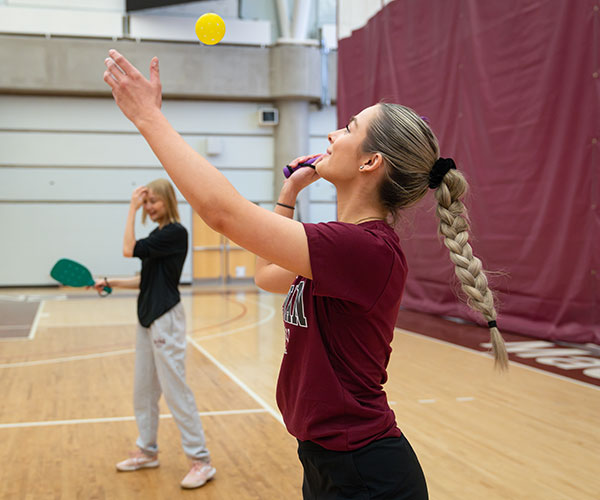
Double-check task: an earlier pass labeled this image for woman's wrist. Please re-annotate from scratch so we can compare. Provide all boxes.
[277,184,299,207]
[276,202,295,211]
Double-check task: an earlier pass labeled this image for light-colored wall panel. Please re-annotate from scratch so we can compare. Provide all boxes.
[0,132,274,168]
[0,96,275,135]
[308,203,337,223]
[308,136,330,156]
[0,6,123,38]
[309,104,338,135]
[309,179,336,202]
[0,95,336,285]
[0,168,273,203]
[0,202,193,286]
[7,0,123,9]
[307,104,336,219]
[130,14,271,46]
[338,0,384,40]
[214,169,274,201]
[137,0,238,18]
[307,136,336,203]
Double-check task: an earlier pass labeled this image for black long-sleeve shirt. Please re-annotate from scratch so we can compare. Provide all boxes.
[133,222,188,327]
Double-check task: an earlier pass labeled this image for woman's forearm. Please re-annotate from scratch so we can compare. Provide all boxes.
[255,186,302,292]
[107,276,140,289]
[136,111,244,231]
[123,204,137,257]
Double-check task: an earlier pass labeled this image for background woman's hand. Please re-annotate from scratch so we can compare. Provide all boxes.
[130,186,148,210]
[92,278,108,294]
[103,49,162,126]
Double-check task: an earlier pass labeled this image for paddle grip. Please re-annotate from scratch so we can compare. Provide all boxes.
[283,155,322,178]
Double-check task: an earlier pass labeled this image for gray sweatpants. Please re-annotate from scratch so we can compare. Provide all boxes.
[133,302,210,461]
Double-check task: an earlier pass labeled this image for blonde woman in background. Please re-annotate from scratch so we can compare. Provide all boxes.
[95,179,215,490]
[103,50,507,499]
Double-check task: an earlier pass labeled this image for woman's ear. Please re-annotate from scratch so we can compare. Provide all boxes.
[361,153,384,172]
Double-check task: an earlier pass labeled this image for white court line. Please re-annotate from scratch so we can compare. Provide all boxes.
[456,397,475,402]
[0,408,268,430]
[43,321,137,328]
[0,349,135,369]
[188,295,284,426]
[188,337,284,426]
[28,299,44,340]
[0,295,26,302]
[193,296,276,341]
[397,328,600,392]
[0,296,273,368]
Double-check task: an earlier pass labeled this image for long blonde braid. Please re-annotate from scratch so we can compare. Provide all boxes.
[363,103,508,369]
[433,169,508,369]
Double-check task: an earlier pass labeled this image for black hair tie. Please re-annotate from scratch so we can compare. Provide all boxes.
[428,157,456,189]
[487,320,497,329]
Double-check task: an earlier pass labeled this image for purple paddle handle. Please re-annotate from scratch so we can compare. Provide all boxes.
[283,156,321,178]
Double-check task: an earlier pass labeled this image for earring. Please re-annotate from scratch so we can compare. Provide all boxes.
[359,165,365,170]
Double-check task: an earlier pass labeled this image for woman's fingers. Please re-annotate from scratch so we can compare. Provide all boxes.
[108,49,138,77]
[104,58,125,82]
[103,68,118,89]
[149,57,160,85]
[288,153,322,168]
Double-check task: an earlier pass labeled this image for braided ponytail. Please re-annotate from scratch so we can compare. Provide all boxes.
[364,102,508,370]
[433,170,508,369]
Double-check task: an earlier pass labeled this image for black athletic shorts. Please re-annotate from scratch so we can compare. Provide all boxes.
[297,435,428,500]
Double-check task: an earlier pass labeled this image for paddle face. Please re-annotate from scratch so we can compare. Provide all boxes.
[50,259,112,296]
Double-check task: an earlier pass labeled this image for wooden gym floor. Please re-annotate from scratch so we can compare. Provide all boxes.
[0,286,598,500]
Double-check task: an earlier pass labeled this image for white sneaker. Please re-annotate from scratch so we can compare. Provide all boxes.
[116,450,159,471]
[180,461,216,489]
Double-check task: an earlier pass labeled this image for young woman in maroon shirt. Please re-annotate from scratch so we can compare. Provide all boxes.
[103,50,507,499]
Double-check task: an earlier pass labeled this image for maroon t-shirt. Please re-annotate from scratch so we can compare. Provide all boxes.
[276,220,408,451]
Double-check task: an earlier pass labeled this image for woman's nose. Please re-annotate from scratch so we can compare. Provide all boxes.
[328,129,341,144]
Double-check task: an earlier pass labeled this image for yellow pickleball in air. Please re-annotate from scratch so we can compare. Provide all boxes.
[195,13,226,45]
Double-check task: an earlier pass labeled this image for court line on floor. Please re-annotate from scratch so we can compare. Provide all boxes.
[398,328,600,391]
[27,300,44,340]
[0,408,268,429]
[188,295,284,426]
[188,337,284,426]
[39,321,138,328]
[192,295,276,341]
[0,296,273,367]
[0,349,135,368]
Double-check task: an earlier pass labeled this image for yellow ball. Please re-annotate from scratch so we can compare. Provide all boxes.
[195,13,226,45]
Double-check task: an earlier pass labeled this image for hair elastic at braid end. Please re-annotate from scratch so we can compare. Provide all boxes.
[487,320,497,329]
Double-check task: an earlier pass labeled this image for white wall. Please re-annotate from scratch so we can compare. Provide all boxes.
[0,0,271,45]
[0,0,339,286]
[0,95,337,286]
[308,104,337,222]
[338,0,393,40]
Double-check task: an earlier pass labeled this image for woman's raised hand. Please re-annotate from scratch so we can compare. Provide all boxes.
[130,186,148,210]
[103,49,162,125]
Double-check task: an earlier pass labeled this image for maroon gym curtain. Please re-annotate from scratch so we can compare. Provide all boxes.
[338,0,599,343]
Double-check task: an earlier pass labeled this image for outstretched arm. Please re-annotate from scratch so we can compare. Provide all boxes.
[104,50,315,279]
[93,275,140,292]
